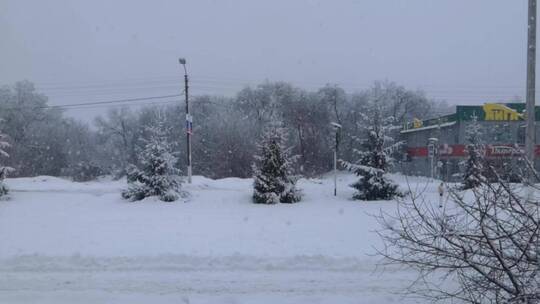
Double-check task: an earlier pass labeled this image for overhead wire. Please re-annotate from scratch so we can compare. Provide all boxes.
[37,83,524,101]
[1,74,526,112]
[56,99,181,110]
[1,94,183,111]
[33,73,529,90]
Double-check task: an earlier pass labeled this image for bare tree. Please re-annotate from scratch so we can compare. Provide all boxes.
[95,107,139,176]
[377,166,540,303]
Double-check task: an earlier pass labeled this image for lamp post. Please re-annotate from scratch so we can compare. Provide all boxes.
[428,137,438,180]
[331,122,342,196]
[179,58,192,183]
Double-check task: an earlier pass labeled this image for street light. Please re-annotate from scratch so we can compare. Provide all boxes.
[427,137,438,180]
[179,58,192,183]
[331,122,342,196]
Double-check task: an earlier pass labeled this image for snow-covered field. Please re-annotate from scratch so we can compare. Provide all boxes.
[0,173,438,303]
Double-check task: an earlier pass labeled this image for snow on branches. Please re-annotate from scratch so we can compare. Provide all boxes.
[342,103,401,201]
[462,114,487,190]
[252,121,302,204]
[122,122,183,202]
[377,172,540,303]
[0,126,14,197]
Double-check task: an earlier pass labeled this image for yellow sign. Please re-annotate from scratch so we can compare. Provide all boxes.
[483,103,523,121]
[412,118,423,128]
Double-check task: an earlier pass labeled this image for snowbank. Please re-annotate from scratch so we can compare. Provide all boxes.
[0,172,441,303]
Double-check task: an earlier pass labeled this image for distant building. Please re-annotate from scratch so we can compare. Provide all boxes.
[399,103,540,181]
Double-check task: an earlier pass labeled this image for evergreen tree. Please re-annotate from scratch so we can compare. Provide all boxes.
[342,103,401,201]
[0,126,14,197]
[122,122,183,202]
[252,122,301,204]
[462,114,487,190]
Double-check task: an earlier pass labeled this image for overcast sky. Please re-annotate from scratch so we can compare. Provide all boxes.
[0,0,531,121]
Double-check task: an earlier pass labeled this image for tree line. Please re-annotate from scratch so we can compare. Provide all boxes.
[0,80,451,181]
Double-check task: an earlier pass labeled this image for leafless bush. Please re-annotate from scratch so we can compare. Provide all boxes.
[377,168,540,303]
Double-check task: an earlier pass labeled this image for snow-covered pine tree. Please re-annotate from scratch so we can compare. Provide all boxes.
[252,122,301,204]
[121,122,183,202]
[462,114,487,190]
[342,103,401,201]
[0,126,14,198]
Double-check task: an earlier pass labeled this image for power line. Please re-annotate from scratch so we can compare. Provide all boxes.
[8,83,525,109]
[29,72,523,90]
[59,99,181,110]
[36,82,525,99]
[2,94,182,110]
[32,74,530,91]
[45,94,181,109]
[8,75,529,105]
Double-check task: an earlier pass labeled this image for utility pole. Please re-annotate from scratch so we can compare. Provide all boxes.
[179,58,192,183]
[525,2,540,286]
[331,122,342,196]
[526,0,537,173]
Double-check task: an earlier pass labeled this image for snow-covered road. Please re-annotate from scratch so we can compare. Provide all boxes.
[0,174,433,303]
[0,255,416,303]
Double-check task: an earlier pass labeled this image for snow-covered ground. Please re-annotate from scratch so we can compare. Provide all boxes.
[0,173,438,303]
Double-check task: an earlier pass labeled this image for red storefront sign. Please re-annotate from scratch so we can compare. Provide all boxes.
[407,144,540,158]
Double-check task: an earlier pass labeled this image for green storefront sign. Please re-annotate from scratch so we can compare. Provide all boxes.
[404,103,540,130]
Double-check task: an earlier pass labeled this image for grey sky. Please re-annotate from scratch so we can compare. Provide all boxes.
[0,0,530,121]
